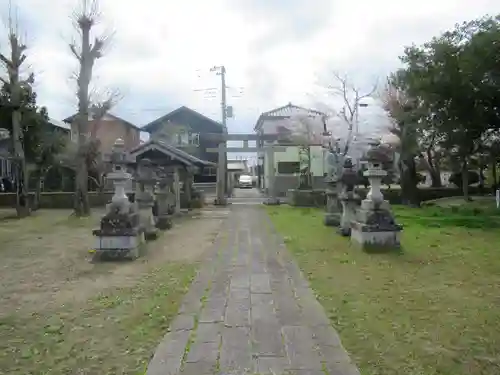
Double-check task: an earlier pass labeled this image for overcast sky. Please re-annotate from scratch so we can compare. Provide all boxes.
[2,0,500,139]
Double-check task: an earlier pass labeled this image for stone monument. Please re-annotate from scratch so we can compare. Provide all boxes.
[92,138,143,260]
[324,148,343,226]
[350,142,402,251]
[338,157,361,236]
[136,159,159,241]
[155,167,174,230]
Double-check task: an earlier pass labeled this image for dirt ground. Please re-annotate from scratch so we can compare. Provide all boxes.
[0,208,226,318]
[0,207,230,374]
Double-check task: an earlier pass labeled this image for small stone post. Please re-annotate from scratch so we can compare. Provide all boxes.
[92,138,142,260]
[136,159,159,241]
[338,158,361,236]
[350,143,402,251]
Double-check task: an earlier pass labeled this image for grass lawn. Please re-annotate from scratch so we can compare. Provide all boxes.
[266,200,500,375]
[0,209,222,375]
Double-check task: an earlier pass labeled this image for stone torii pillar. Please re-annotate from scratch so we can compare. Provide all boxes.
[207,136,287,205]
[262,145,281,205]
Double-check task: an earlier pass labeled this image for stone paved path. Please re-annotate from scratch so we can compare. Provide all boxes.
[146,206,360,375]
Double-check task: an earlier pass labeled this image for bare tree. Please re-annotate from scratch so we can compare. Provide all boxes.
[317,72,377,157]
[0,10,33,217]
[69,0,115,216]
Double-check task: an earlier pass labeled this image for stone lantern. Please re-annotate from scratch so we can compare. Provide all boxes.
[323,137,343,226]
[155,167,175,230]
[350,141,402,251]
[136,159,159,241]
[92,138,143,260]
[338,157,361,236]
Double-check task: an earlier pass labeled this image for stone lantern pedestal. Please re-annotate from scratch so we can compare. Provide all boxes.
[136,159,159,241]
[351,144,402,251]
[92,139,144,260]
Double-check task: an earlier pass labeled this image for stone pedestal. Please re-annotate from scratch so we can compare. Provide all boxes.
[350,144,402,251]
[339,192,361,236]
[92,138,144,261]
[324,180,341,226]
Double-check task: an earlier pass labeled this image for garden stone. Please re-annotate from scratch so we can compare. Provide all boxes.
[92,138,144,260]
[351,142,402,251]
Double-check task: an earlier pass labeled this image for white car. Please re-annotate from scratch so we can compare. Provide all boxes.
[238,175,253,188]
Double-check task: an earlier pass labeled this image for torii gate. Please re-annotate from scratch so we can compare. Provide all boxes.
[204,133,297,205]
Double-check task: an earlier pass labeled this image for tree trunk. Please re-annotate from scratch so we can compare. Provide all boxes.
[74,160,90,216]
[425,149,442,187]
[73,22,93,217]
[461,158,470,201]
[33,176,43,211]
[399,155,420,207]
[12,110,30,217]
[491,157,497,193]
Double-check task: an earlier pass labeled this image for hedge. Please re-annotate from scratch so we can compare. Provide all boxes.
[287,187,486,207]
[0,187,486,209]
[0,191,204,209]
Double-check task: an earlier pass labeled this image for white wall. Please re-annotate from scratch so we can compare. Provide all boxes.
[263,145,325,188]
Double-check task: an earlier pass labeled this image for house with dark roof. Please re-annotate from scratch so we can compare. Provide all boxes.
[141,106,224,183]
[0,117,71,180]
[63,113,142,156]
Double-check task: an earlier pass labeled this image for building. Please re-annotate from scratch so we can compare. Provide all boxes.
[63,113,142,154]
[141,106,224,183]
[254,103,327,196]
[0,117,70,180]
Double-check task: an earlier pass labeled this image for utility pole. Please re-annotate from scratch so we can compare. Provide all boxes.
[211,65,229,202]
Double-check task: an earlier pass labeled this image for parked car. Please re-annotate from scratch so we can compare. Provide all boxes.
[238,175,253,188]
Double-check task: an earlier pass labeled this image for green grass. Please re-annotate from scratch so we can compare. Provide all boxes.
[266,202,500,375]
[0,262,197,375]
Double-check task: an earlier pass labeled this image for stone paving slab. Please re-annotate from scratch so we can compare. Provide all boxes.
[146,206,360,375]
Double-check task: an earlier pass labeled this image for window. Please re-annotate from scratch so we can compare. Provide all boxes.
[190,133,200,146]
[175,132,199,146]
[277,161,300,175]
[203,167,217,176]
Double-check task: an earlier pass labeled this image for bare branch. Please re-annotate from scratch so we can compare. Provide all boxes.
[0,53,12,69]
[70,43,81,61]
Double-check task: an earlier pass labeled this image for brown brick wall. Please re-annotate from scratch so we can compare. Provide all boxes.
[70,119,141,155]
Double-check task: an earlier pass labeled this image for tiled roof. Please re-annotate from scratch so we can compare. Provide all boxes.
[129,139,215,167]
[254,102,326,131]
[141,106,223,133]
